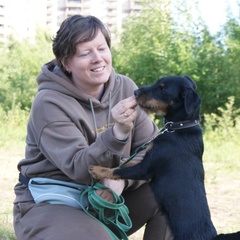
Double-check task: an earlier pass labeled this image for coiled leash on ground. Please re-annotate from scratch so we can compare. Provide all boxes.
[79,182,132,240]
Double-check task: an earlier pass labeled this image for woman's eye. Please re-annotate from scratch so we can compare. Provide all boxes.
[79,52,90,57]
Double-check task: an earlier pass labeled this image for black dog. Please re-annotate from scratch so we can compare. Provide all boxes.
[89,76,240,240]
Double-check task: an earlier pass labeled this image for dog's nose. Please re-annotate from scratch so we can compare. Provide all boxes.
[134,89,139,97]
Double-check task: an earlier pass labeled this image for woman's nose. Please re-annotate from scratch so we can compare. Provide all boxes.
[92,50,102,62]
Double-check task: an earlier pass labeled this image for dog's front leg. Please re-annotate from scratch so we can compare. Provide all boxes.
[89,159,152,181]
[89,160,140,180]
[113,163,152,180]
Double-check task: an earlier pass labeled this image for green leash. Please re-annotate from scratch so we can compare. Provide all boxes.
[79,182,132,240]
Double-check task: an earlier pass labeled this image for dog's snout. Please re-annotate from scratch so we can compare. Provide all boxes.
[134,89,139,97]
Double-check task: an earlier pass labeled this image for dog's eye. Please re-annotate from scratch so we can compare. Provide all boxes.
[159,84,166,92]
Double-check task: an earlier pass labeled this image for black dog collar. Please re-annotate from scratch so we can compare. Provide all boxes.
[164,120,200,132]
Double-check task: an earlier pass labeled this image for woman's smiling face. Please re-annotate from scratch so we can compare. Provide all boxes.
[65,30,112,95]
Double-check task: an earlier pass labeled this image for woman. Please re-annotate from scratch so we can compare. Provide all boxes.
[13,15,173,240]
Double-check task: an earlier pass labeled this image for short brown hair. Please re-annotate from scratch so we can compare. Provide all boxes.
[52,15,111,70]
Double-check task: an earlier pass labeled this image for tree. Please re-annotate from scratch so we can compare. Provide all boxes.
[0,29,53,110]
[112,0,240,116]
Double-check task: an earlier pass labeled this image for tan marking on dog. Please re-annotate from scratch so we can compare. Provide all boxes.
[146,141,154,151]
[138,99,168,115]
[89,166,120,180]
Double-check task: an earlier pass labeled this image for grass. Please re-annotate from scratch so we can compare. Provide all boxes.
[0,101,240,239]
[203,138,240,233]
[0,143,24,240]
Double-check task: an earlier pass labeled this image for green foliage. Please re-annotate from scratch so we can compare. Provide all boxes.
[0,29,54,110]
[204,96,240,141]
[221,18,240,105]
[113,0,184,85]
[203,96,240,170]
[112,0,240,115]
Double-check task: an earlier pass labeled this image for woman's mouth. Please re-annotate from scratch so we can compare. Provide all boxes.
[92,66,105,72]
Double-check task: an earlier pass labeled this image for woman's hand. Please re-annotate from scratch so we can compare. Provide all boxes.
[96,179,125,202]
[111,95,137,140]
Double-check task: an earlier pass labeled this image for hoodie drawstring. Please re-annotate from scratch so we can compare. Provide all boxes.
[89,91,112,140]
[107,91,112,129]
[89,98,99,139]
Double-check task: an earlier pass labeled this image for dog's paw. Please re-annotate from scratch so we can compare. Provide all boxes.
[89,165,113,180]
[88,165,104,179]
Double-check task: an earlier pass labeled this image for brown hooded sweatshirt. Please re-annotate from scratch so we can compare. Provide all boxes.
[14,60,158,203]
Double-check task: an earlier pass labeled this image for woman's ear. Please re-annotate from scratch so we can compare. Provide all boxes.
[61,59,71,73]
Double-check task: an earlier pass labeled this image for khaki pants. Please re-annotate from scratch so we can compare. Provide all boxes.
[13,183,173,240]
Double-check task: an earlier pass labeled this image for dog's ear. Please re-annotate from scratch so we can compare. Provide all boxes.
[183,88,201,116]
[183,75,197,90]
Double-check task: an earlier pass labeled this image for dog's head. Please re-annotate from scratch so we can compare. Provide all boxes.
[134,75,201,121]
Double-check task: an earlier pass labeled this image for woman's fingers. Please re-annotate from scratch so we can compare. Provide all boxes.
[113,96,137,113]
[122,108,135,118]
[111,95,138,140]
[112,95,137,119]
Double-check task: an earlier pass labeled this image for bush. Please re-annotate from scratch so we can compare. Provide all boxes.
[0,103,29,147]
[204,96,240,141]
[203,97,240,170]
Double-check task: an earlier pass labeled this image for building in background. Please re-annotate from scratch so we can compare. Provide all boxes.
[0,0,143,42]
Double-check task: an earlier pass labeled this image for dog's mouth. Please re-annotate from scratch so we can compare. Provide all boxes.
[137,99,168,115]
